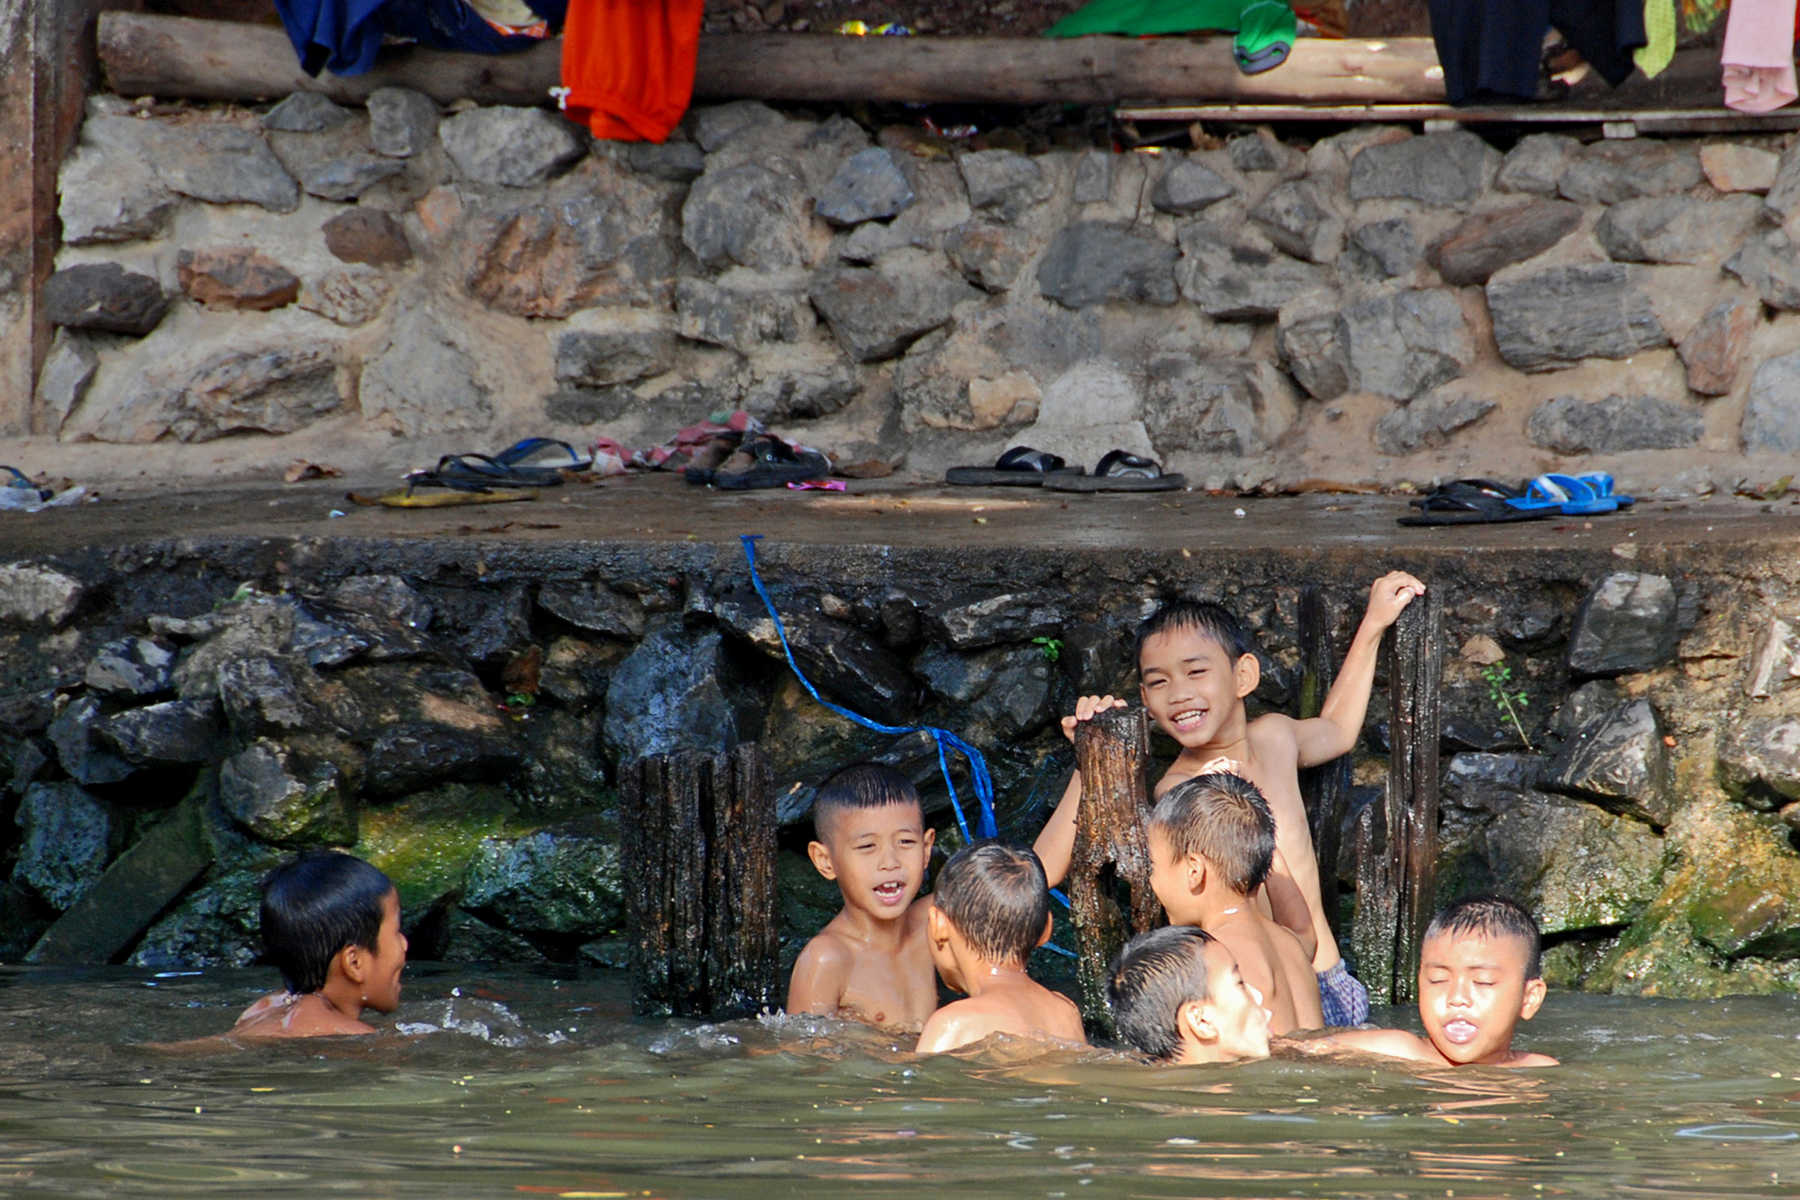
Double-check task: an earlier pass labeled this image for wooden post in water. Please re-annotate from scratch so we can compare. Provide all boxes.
[1069,705,1160,1036]
[620,744,778,1019]
[1297,587,1351,940]
[1352,587,1442,1006]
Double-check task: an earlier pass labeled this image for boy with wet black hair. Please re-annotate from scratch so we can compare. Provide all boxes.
[915,843,1085,1054]
[1037,572,1425,1028]
[1148,773,1322,1034]
[1107,924,1273,1064]
[1307,895,1558,1068]
[788,762,938,1030]
[231,850,408,1039]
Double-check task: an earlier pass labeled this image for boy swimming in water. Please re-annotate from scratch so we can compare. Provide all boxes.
[1036,572,1425,1026]
[1108,924,1273,1064]
[788,762,938,1031]
[915,843,1086,1054]
[1147,773,1322,1034]
[1307,895,1558,1068]
[231,850,408,1039]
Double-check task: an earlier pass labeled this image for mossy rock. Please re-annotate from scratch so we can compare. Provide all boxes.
[353,782,519,915]
[128,863,272,969]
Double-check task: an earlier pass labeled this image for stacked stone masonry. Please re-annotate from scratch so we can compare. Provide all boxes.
[38,94,1800,490]
[4,536,1800,998]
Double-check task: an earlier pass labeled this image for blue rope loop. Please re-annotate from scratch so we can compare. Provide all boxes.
[740,534,996,842]
[740,535,1076,957]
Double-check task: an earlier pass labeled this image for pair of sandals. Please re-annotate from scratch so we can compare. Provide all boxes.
[685,433,831,490]
[947,446,1186,493]
[403,438,592,493]
[1400,473,1635,526]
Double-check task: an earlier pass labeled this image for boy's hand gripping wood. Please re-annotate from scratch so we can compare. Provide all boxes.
[1069,704,1160,1036]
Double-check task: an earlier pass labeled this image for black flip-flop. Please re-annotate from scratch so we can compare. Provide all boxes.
[945,446,1083,487]
[1398,481,1550,526]
[406,452,567,491]
[1044,449,1185,492]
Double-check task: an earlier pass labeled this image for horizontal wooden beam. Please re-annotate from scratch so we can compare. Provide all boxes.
[98,12,1448,107]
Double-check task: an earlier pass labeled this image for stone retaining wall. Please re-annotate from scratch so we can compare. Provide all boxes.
[38,92,1800,489]
[3,533,1799,997]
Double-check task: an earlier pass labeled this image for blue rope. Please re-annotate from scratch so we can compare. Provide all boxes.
[740,535,996,842]
[740,534,1075,958]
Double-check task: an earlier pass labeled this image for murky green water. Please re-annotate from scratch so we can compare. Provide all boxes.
[1,964,1796,1198]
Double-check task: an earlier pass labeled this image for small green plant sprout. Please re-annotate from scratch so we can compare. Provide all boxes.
[1482,660,1532,751]
[1032,636,1064,663]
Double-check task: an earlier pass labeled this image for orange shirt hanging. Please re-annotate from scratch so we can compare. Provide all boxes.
[559,0,706,143]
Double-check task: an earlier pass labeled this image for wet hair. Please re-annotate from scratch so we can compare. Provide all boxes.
[811,762,922,841]
[260,851,394,995]
[1149,773,1274,896]
[1107,925,1220,1061]
[1135,599,1255,665]
[932,842,1049,967]
[1425,895,1543,980]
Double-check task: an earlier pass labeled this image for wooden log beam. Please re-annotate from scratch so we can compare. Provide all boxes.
[1069,704,1158,1037]
[98,12,1448,107]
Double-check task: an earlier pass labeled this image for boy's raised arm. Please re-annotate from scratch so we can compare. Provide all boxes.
[1294,572,1425,768]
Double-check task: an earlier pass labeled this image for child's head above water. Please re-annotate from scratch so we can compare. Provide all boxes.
[1148,772,1275,907]
[1107,924,1272,1064]
[930,842,1052,971]
[260,850,406,1009]
[1134,600,1260,748]
[807,762,933,921]
[1417,894,1547,1066]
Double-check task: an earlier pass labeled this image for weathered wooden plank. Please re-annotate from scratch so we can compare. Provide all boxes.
[98,13,1447,106]
[1069,704,1157,1036]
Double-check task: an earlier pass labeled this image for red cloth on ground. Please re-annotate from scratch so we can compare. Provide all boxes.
[560,0,704,143]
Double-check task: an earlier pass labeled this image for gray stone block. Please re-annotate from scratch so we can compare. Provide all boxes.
[1596,194,1764,265]
[1429,200,1582,285]
[1742,350,1800,453]
[42,264,168,336]
[1496,133,1578,195]
[1541,699,1673,825]
[682,160,810,271]
[1558,141,1702,204]
[360,308,493,436]
[1151,159,1235,214]
[1177,221,1324,319]
[153,123,300,212]
[1339,287,1474,401]
[1486,263,1667,371]
[11,783,112,911]
[1568,573,1679,677]
[815,147,915,226]
[1724,229,1800,311]
[367,86,439,157]
[622,139,706,182]
[674,277,813,351]
[1073,150,1113,203]
[1144,355,1297,455]
[811,259,979,361]
[1374,389,1495,455]
[262,91,352,132]
[299,153,406,201]
[1349,130,1497,206]
[958,149,1051,218]
[1678,296,1758,396]
[1717,717,1800,810]
[440,106,586,187]
[1346,217,1420,279]
[1527,394,1703,454]
[1037,222,1178,309]
[1250,178,1343,263]
[944,221,1030,292]
[554,326,675,388]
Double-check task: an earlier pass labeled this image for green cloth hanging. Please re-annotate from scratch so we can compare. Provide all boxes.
[1635,0,1676,77]
[1045,0,1298,75]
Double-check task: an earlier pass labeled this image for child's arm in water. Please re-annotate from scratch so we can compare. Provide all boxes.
[786,933,851,1016]
[1033,695,1131,889]
[1290,572,1425,768]
[1291,1027,1441,1063]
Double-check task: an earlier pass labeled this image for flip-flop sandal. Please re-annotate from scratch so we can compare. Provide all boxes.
[408,453,567,491]
[1044,449,1186,492]
[1,465,51,501]
[1573,471,1635,509]
[687,434,830,490]
[346,488,537,509]
[945,446,1083,487]
[1399,484,1552,526]
[1504,473,1616,516]
[494,437,592,473]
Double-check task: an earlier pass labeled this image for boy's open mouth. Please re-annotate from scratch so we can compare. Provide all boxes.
[1169,708,1207,731]
[873,880,907,905]
[1441,1018,1479,1044]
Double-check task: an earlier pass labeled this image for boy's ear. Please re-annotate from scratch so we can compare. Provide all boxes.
[1178,999,1216,1044]
[338,943,368,986]
[1037,912,1055,947]
[1233,653,1260,700]
[1518,976,1547,1022]
[927,903,952,947]
[1186,853,1207,896]
[806,840,838,881]
[922,826,936,855]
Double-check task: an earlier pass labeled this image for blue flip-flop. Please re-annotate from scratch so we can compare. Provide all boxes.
[1574,472,1635,509]
[1504,473,1617,516]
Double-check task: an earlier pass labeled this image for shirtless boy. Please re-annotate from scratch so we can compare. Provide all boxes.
[788,762,938,1031]
[1107,924,1273,1064]
[1147,773,1321,1033]
[1308,895,1558,1068]
[1036,572,1424,1026]
[915,843,1086,1054]
[231,850,408,1039]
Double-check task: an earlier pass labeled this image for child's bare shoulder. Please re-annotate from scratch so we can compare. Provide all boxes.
[1245,712,1303,756]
